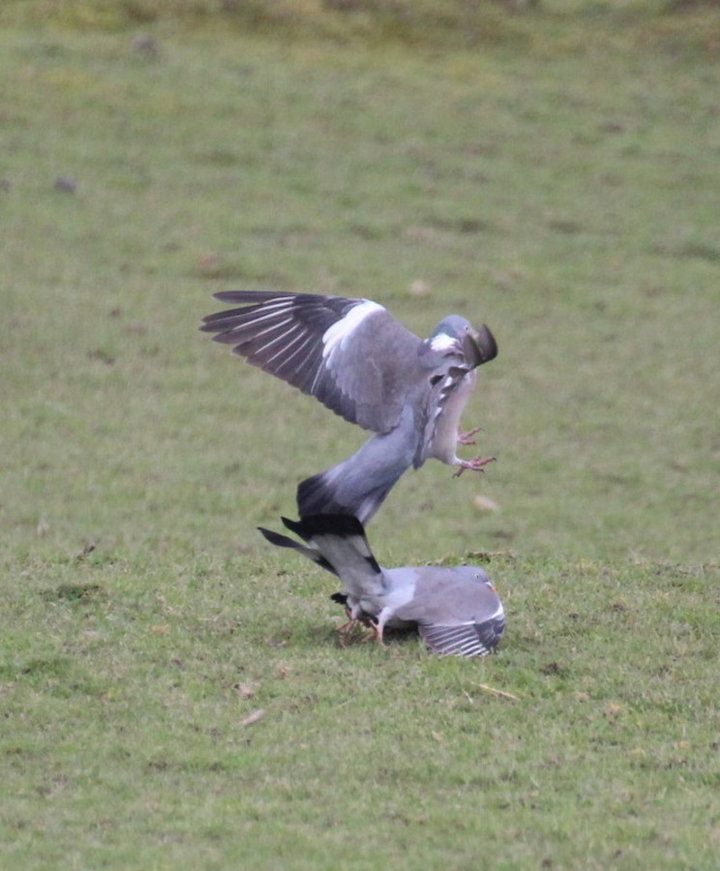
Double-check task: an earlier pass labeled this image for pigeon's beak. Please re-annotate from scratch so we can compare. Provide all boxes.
[464,324,498,368]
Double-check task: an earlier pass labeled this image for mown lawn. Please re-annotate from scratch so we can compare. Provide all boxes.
[1,3,719,868]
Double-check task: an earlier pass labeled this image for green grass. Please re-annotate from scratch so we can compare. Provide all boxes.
[2,4,720,868]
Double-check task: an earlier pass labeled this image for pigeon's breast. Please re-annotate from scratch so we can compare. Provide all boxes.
[428,369,477,463]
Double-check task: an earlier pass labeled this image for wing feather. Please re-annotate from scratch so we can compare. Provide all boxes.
[420,614,505,657]
[201,291,422,433]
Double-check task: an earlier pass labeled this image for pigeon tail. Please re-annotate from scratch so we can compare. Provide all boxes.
[259,513,386,604]
[281,514,382,579]
[297,409,419,525]
[297,464,404,526]
[257,526,337,576]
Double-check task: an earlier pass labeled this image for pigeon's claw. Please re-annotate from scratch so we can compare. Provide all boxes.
[360,620,386,647]
[452,456,496,478]
[335,617,357,635]
[457,426,483,446]
[336,621,359,647]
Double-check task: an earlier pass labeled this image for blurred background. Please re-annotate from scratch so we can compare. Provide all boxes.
[3,0,719,566]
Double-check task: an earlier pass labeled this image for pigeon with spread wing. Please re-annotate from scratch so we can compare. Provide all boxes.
[202,290,497,524]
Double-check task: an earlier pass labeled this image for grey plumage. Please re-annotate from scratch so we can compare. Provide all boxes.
[258,514,505,658]
[202,290,497,524]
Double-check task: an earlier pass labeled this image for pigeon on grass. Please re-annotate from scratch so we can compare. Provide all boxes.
[258,514,505,658]
[202,290,497,524]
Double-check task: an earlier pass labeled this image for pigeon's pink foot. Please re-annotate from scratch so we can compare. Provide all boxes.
[453,456,496,478]
[361,621,386,647]
[457,426,483,446]
[335,617,357,635]
[334,601,355,634]
[337,624,358,647]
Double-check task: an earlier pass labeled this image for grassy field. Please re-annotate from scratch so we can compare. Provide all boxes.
[2,2,719,868]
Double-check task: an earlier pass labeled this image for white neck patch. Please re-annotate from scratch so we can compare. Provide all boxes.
[429,332,457,353]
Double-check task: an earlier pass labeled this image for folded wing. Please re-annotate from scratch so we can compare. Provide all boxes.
[420,609,505,657]
[395,568,505,657]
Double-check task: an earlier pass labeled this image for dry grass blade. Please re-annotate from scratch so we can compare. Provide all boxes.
[472,683,521,701]
[239,709,266,727]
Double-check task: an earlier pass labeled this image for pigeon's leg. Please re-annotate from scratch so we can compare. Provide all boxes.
[335,616,357,635]
[335,602,363,639]
[360,621,386,647]
[360,608,392,647]
[333,599,354,634]
[453,456,496,478]
[336,621,359,648]
[457,426,483,446]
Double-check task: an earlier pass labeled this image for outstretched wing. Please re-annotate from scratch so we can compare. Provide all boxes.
[201,291,422,433]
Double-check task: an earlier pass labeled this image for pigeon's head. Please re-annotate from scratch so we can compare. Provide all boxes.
[429,316,498,368]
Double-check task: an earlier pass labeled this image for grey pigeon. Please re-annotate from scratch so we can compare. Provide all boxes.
[258,514,505,658]
[202,290,497,524]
